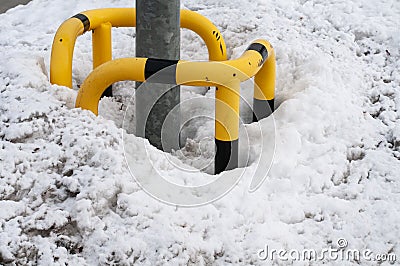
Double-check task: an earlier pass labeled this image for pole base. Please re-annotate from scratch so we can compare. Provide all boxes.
[215,139,238,174]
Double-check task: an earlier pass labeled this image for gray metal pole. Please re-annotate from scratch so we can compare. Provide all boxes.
[136,0,180,151]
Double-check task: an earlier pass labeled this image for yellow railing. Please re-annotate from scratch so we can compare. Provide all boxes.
[49,8,275,174]
[50,8,227,88]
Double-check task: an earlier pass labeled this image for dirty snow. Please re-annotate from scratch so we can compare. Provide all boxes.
[0,0,399,265]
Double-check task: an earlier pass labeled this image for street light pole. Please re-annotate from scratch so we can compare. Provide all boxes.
[136,0,181,151]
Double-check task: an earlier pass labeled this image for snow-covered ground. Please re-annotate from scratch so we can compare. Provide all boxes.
[1,0,399,265]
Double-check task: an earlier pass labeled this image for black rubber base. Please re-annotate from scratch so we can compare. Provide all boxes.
[253,98,274,122]
[101,85,113,98]
[215,139,238,174]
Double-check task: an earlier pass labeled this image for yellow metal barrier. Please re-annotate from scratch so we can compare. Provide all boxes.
[50,8,227,88]
[50,8,276,174]
[74,40,275,173]
[75,40,274,115]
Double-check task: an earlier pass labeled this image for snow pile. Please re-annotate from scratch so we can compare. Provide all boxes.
[1,0,399,265]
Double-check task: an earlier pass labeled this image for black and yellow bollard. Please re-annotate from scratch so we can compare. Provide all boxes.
[73,40,275,174]
[214,80,241,174]
[251,43,276,122]
[50,8,275,175]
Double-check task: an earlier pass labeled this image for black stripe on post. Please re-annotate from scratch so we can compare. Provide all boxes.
[72,14,90,33]
[253,98,274,122]
[145,58,179,84]
[247,43,268,63]
[215,139,238,174]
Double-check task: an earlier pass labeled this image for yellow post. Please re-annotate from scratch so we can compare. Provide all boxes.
[215,79,240,174]
[92,22,113,97]
[92,22,112,68]
[251,40,276,121]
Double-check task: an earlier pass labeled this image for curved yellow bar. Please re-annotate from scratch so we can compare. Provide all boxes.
[82,8,136,29]
[50,8,227,88]
[176,50,265,86]
[75,40,275,117]
[177,40,275,104]
[75,58,147,115]
[180,10,226,61]
[50,18,84,88]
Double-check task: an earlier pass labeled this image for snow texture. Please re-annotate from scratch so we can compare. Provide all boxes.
[0,0,399,265]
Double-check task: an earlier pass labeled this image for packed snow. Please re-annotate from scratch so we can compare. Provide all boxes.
[0,0,399,265]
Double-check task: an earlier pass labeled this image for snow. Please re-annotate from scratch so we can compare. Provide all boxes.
[1,0,400,265]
